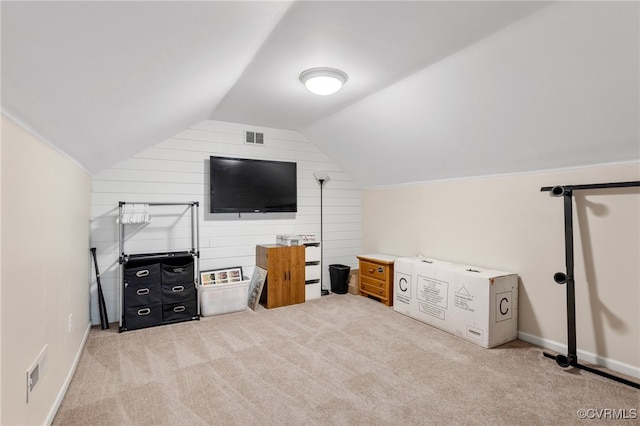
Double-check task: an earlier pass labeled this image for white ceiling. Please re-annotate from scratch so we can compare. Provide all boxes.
[2,1,638,186]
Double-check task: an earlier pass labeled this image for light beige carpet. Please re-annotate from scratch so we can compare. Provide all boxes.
[54,293,639,425]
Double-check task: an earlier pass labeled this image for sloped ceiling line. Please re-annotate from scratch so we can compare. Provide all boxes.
[1,1,294,174]
[2,1,638,186]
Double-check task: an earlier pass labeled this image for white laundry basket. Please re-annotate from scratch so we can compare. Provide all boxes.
[199,279,250,316]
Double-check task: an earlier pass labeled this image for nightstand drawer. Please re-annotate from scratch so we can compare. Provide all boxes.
[360,260,388,280]
[360,275,384,289]
[360,278,388,298]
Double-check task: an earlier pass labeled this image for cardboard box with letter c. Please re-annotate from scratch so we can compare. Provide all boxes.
[393,256,518,348]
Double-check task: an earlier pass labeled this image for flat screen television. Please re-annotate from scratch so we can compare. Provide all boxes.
[209,156,297,213]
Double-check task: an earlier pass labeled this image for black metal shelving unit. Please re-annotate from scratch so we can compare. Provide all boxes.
[118,201,200,332]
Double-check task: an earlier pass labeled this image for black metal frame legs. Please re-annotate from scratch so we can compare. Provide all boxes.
[541,181,640,389]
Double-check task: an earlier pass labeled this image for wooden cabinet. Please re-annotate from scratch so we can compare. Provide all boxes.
[256,244,305,309]
[357,254,395,306]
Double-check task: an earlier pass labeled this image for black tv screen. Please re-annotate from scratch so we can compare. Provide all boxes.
[209,156,297,213]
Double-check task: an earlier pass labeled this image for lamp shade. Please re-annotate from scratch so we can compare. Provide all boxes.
[299,67,348,96]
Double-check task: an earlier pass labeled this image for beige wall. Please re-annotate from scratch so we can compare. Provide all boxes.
[362,162,639,376]
[1,114,92,425]
[0,113,3,423]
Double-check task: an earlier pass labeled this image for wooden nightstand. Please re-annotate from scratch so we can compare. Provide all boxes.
[357,254,396,306]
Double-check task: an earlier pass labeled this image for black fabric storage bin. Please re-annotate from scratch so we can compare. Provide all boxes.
[124,303,162,330]
[162,300,197,322]
[124,282,162,307]
[161,282,196,304]
[161,257,194,284]
[124,262,161,287]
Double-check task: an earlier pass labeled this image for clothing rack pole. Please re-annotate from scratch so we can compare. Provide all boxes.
[190,202,201,315]
[121,201,198,207]
[193,202,200,260]
[118,202,125,328]
[540,180,640,389]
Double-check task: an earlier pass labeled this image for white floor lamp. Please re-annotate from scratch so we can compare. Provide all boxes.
[313,172,330,295]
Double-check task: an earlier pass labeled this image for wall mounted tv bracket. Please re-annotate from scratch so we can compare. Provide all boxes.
[541,180,640,389]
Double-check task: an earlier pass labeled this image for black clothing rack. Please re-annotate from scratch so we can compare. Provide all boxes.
[118,201,200,331]
[118,201,200,263]
[541,180,640,389]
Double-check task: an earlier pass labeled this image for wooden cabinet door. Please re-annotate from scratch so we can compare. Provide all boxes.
[256,244,306,308]
[268,247,288,309]
[287,245,305,305]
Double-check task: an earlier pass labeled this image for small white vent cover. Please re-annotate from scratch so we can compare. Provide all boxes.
[245,131,264,145]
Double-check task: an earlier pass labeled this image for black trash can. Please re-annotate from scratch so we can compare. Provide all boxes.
[329,264,350,294]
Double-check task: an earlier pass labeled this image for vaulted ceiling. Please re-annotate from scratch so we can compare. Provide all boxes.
[2,1,638,186]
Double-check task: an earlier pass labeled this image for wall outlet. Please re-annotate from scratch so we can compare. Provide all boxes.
[26,345,48,403]
[68,313,73,333]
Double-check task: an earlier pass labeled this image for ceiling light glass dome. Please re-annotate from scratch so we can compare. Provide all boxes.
[299,67,348,96]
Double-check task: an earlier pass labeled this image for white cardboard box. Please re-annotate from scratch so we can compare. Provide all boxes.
[394,257,518,348]
[276,234,302,246]
[199,279,250,316]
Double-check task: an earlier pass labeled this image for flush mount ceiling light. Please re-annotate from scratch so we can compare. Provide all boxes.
[299,67,348,96]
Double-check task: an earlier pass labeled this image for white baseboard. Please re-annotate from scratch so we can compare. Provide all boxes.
[518,331,640,380]
[45,322,92,425]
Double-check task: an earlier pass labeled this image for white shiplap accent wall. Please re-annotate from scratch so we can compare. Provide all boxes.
[90,120,362,325]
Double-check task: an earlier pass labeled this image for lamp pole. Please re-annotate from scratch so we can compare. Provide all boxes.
[318,178,329,295]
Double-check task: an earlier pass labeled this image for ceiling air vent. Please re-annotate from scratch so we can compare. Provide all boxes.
[245,131,264,145]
